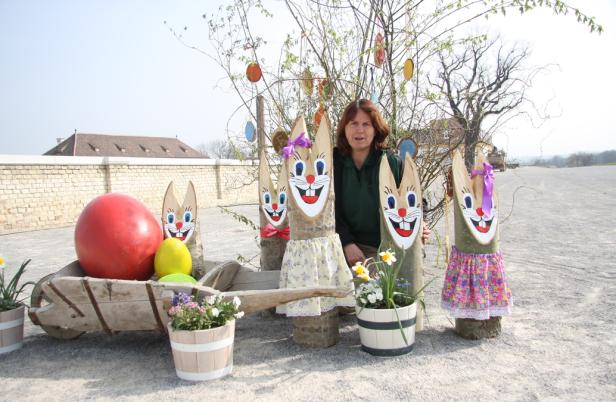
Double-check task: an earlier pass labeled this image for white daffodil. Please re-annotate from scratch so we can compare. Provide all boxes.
[234,311,245,319]
[233,296,241,308]
[210,307,220,317]
[379,249,397,266]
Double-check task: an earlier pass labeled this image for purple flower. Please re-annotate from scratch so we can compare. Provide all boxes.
[172,292,191,306]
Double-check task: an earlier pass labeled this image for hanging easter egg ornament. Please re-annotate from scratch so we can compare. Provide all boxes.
[272,128,289,155]
[374,32,385,68]
[245,121,256,142]
[301,68,313,96]
[318,79,332,101]
[403,58,414,80]
[314,106,326,127]
[371,89,379,104]
[397,137,418,161]
[246,62,262,83]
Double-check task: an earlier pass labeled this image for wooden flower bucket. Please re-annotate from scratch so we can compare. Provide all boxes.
[167,320,235,381]
[0,305,25,355]
[356,302,417,356]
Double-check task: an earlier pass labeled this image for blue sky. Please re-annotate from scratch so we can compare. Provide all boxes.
[0,0,614,158]
[0,0,231,155]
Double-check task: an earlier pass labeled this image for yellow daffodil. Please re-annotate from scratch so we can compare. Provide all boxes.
[357,273,370,282]
[352,261,367,276]
[0,255,5,268]
[379,249,397,266]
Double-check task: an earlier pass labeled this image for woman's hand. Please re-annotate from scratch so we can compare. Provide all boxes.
[421,222,431,244]
[343,243,366,267]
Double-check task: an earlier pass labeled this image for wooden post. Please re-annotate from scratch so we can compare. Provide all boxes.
[257,95,265,158]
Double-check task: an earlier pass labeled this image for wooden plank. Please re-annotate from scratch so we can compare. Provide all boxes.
[227,270,280,291]
[53,260,85,278]
[198,261,241,290]
[223,286,352,315]
[33,300,170,332]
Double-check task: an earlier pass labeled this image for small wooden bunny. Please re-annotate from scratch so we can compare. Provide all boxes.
[441,150,513,339]
[161,181,206,279]
[258,149,290,271]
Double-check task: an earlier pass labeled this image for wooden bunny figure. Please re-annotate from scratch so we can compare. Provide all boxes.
[441,150,513,339]
[276,115,355,347]
[258,149,290,271]
[161,181,206,279]
[378,153,425,331]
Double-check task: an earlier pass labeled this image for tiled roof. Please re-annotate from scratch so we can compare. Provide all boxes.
[43,133,205,158]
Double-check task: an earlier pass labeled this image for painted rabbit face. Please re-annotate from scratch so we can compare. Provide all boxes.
[379,154,423,249]
[452,150,498,244]
[259,150,289,227]
[162,181,197,242]
[287,115,332,218]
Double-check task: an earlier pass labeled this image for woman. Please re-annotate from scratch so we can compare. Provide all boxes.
[334,99,429,266]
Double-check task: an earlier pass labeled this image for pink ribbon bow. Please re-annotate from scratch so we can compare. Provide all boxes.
[282,132,312,159]
[471,162,494,216]
[260,224,290,240]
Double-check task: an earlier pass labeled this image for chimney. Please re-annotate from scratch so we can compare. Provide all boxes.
[56,137,64,144]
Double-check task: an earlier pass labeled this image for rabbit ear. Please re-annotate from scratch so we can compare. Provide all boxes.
[289,115,308,141]
[259,149,275,202]
[162,181,180,218]
[451,149,472,196]
[312,113,332,167]
[182,181,198,216]
[471,151,486,208]
[277,160,289,194]
[288,116,310,165]
[401,153,422,204]
[379,153,398,197]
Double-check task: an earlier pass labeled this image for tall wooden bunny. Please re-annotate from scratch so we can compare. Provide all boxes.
[161,181,206,279]
[441,150,513,339]
[258,149,290,271]
[276,115,355,347]
[378,153,425,331]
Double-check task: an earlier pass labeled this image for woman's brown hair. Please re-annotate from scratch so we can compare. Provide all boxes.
[335,99,390,155]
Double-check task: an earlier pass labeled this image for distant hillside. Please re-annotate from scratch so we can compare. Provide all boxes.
[530,150,616,168]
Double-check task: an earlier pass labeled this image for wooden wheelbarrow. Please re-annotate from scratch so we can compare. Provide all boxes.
[29,260,349,340]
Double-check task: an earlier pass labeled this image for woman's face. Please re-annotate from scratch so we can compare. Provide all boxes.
[344,109,375,154]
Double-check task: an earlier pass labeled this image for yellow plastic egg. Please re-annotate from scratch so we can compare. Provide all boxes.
[154,238,192,278]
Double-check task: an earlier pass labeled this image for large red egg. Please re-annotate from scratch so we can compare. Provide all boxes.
[75,193,163,280]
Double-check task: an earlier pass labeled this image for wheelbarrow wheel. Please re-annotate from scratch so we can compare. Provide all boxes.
[30,273,84,340]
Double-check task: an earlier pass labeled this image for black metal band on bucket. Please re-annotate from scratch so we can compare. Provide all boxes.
[361,344,414,356]
[357,317,416,330]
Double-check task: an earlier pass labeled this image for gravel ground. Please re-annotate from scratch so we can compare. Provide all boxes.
[1,165,615,401]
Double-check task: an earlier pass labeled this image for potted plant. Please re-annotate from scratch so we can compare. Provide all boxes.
[0,257,34,354]
[167,292,244,381]
[352,249,423,356]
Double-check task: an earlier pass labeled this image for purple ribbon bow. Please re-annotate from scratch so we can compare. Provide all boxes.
[471,161,494,216]
[282,132,312,159]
